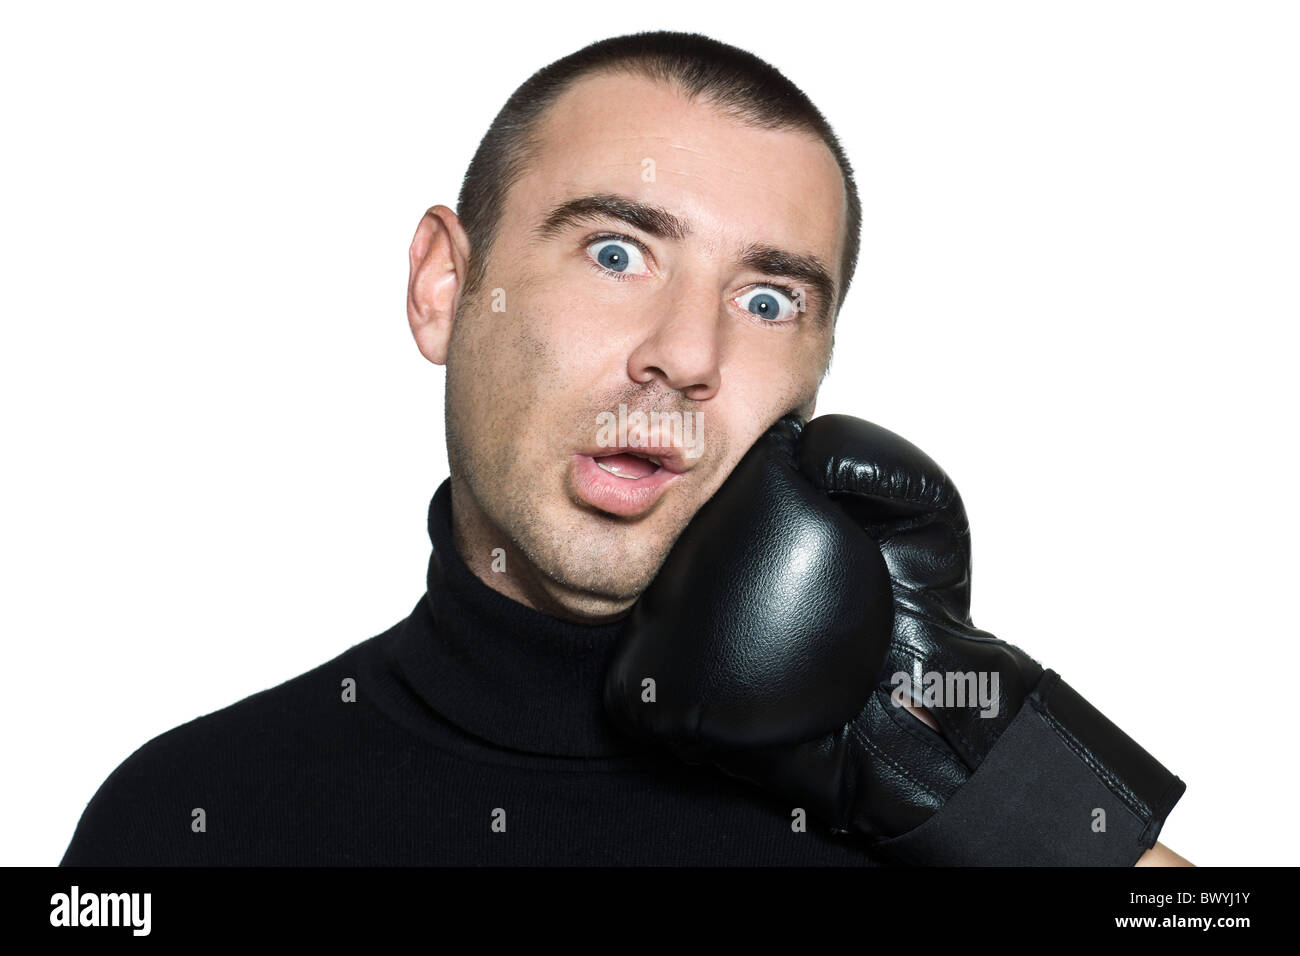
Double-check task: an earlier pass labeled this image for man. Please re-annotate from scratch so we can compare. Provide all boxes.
[60,30,1188,866]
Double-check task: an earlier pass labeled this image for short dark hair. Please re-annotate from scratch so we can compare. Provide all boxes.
[454,31,861,317]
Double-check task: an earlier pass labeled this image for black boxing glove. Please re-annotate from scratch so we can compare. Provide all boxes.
[604,413,1187,865]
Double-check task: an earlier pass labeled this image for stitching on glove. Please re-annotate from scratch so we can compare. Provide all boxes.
[1139,774,1187,846]
[891,602,1002,646]
[851,699,947,804]
[824,458,957,513]
[1029,695,1151,827]
[883,638,979,759]
[878,683,969,765]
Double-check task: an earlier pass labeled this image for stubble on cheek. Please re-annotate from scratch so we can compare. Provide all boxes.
[446,284,555,523]
[445,286,612,598]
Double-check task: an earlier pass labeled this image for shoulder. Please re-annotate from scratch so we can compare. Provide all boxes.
[59,633,384,866]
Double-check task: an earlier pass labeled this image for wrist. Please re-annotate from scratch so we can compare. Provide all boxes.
[1136,842,1194,867]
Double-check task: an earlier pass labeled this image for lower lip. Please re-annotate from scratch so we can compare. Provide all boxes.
[570,453,682,518]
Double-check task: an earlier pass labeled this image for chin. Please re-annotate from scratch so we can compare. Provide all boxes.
[543,533,670,606]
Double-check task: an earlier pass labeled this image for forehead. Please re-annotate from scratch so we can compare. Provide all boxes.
[513,69,846,277]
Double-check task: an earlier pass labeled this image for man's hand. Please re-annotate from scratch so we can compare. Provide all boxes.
[1137,842,1194,866]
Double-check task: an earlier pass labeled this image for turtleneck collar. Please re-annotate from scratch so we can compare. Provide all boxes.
[390,479,646,758]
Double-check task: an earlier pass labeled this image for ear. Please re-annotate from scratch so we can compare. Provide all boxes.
[407,205,471,365]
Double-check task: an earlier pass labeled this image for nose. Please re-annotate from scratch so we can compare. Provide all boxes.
[626,279,723,401]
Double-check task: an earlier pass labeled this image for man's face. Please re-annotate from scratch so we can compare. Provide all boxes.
[437,70,846,620]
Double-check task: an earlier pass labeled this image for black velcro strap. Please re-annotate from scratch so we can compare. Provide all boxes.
[873,670,1186,866]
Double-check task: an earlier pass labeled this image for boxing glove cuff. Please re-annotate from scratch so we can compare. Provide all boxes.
[870,670,1187,866]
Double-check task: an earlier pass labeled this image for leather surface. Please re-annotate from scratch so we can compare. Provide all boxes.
[605,413,1185,862]
[605,416,894,747]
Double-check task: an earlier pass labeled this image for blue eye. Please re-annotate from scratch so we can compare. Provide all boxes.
[736,286,796,322]
[587,238,649,276]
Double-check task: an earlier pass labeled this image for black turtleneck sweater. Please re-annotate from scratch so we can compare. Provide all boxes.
[60,480,884,866]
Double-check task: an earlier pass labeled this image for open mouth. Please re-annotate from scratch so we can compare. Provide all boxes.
[571,450,683,518]
[591,451,663,479]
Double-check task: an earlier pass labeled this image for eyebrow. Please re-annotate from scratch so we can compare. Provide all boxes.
[533,193,837,327]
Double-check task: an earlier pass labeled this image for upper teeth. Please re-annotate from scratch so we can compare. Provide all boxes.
[593,452,663,477]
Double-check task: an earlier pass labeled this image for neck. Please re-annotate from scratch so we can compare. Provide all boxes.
[401,477,642,758]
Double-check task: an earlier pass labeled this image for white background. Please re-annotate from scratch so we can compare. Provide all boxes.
[3,0,1295,866]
